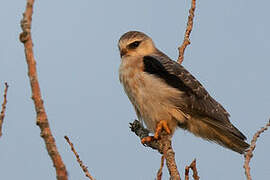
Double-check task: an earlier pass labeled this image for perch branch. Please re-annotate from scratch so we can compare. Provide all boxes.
[0,82,9,138]
[177,0,196,64]
[64,136,95,180]
[244,119,270,180]
[130,120,181,180]
[19,1,68,179]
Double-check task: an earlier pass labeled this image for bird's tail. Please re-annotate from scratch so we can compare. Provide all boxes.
[179,117,250,154]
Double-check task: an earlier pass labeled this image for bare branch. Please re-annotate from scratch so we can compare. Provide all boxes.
[64,136,95,180]
[177,0,196,64]
[189,159,199,180]
[244,119,270,180]
[184,159,199,180]
[19,1,68,179]
[156,155,165,180]
[185,166,189,180]
[184,165,190,180]
[0,82,9,138]
[130,120,181,180]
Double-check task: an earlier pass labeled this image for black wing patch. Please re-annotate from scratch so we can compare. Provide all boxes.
[143,56,192,94]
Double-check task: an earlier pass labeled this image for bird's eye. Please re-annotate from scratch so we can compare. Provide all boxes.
[128,41,141,49]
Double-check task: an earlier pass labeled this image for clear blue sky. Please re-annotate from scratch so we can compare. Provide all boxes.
[0,0,269,179]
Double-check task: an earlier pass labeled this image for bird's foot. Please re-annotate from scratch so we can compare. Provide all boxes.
[141,136,155,144]
[154,120,171,139]
[141,120,171,144]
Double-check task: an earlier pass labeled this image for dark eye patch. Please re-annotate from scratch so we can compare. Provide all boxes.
[128,41,141,49]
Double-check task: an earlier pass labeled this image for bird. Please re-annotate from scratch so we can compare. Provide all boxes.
[118,31,249,154]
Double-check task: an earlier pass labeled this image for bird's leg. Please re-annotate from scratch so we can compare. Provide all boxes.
[141,120,171,144]
[154,120,171,139]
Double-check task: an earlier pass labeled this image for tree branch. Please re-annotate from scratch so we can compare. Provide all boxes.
[0,82,9,138]
[244,119,270,180]
[184,166,190,180]
[177,0,196,64]
[130,120,181,180]
[190,159,199,180]
[156,155,165,180]
[184,159,199,180]
[64,136,95,180]
[19,1,68,179]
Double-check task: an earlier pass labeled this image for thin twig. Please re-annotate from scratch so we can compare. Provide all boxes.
[184,159,199,180]
[19,1,68,179]
[157,155,165,180]
[189,159,199,180]
[177,0,196,64]
[130,120,181,180]
[0,82,9,137]
[184,166,189,180]
[244,119,270,180]
[64,136,95,180]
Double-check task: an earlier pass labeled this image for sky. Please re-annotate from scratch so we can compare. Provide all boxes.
[0,0,269,179]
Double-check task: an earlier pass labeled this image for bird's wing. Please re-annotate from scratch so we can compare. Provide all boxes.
[143,53,230,120]
[143,53,249,137]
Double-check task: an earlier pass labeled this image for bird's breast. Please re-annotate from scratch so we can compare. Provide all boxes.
[119,58,187,131]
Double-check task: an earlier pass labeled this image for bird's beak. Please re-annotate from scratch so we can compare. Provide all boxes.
[120,49,127,58]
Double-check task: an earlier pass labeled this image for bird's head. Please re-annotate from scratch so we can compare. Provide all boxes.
[118,31,156,58]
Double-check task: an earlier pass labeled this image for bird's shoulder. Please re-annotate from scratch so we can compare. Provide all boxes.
[143,51,208,98]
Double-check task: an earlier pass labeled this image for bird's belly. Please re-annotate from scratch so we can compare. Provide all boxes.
[120,71,186,132]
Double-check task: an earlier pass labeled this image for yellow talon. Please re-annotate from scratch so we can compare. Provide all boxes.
[141,120,171,144]
[141,136,154,144]
[154,120,171,139]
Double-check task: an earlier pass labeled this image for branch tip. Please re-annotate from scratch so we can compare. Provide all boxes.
[65,136,95,180]
[244,119,270,180]
[0,82,9,138]
[177,0,196,64]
